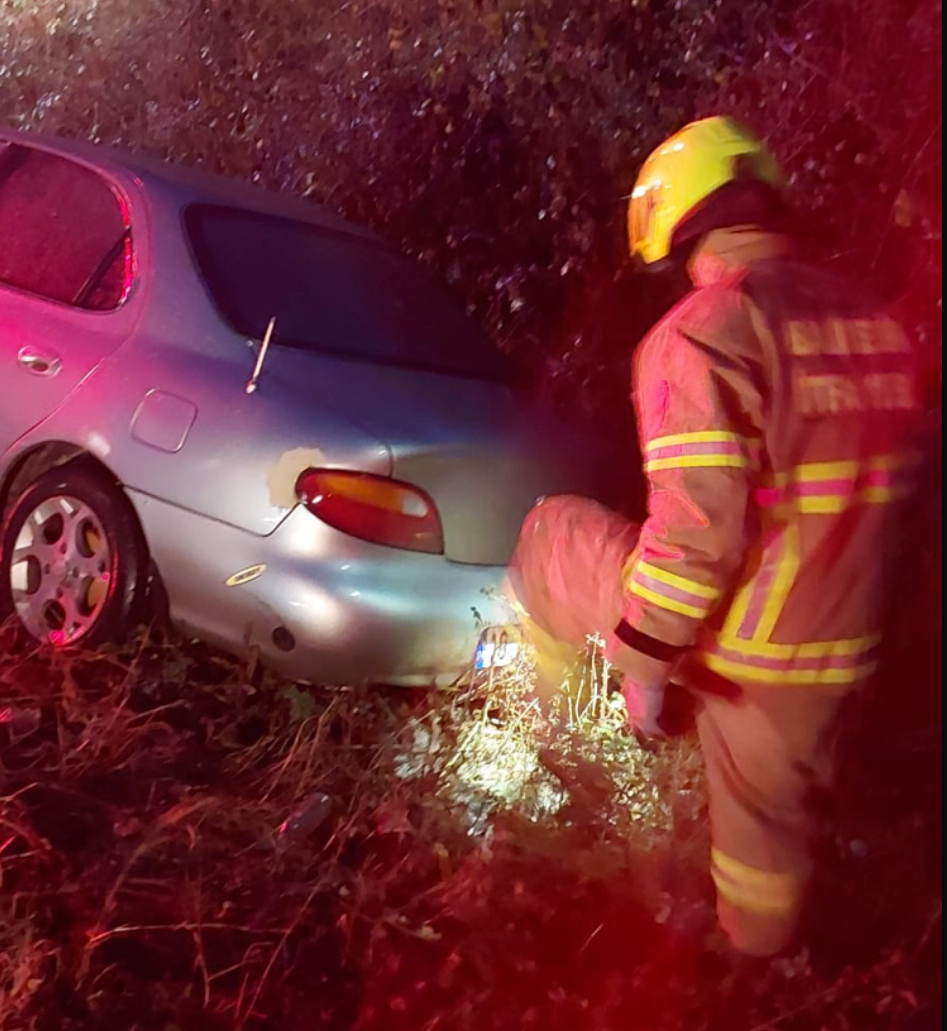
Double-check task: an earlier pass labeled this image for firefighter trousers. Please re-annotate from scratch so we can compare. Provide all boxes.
[692,677,845,955]
[508,494,846,956]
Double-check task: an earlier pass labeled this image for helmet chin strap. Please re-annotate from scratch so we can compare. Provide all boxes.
[629,240,696,280]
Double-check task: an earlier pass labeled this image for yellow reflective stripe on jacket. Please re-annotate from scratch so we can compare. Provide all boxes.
[720,524,799,643]
[647,454,749,472]
[648,431,745,450]
[797,488,911,514]
[704,618,882,684]
[798,495,848,514]
[630,582,706,619]
[711,850,803,916]
[868,452,922,472]
[795,460,860,481]
[705,653,877,685]
[721,568,757,641]
[720,452,911,664]
[755,524,800,642]
[628,560,721,619]
[712,632,881,660]
[638,561,720,600]
[644,431,752,473]
[702,631,881,686]
[755,453,919,514]
[861,484,910,505]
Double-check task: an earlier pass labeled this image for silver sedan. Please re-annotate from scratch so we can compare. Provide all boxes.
[0,130,610,685]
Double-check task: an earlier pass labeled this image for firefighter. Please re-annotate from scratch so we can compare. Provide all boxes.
[508,116,923,957]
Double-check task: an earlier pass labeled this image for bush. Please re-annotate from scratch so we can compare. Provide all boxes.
[2,0,939,412]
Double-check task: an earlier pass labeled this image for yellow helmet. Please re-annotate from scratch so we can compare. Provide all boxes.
[628,116,785,266]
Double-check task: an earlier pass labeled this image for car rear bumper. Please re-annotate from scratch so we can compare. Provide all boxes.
[130,492,513,685]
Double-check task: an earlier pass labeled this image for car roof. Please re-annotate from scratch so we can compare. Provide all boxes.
[0,127,376,241]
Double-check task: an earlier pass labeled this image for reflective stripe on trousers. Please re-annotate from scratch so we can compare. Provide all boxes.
[711,849,803,914]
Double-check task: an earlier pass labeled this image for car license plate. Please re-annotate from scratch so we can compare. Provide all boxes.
[474,625,522,671]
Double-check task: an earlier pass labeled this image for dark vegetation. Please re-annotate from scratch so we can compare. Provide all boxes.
[0,1,942,1028]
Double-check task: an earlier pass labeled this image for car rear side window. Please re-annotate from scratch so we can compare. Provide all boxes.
[0,142,132,310]
[185,204,509,382]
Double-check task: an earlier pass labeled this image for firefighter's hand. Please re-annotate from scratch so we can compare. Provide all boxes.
[623,676,668,740]
[606,633,675,738]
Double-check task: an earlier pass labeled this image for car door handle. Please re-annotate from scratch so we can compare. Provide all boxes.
[17,346,62,377]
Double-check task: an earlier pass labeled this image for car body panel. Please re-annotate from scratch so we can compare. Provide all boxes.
[127,491,511,686]
[20,341,395,537]
[284,355,615,565]
[0,149,145,453]
[0,286,135,444]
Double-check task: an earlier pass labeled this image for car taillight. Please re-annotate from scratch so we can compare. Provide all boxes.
[296,470,444,555]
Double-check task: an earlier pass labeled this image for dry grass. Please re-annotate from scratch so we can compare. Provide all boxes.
[0,620,941,1031]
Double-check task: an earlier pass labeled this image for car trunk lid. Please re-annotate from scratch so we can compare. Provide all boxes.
[285,355,616,565]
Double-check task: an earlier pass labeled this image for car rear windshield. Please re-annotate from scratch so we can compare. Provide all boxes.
[185,204,509,382]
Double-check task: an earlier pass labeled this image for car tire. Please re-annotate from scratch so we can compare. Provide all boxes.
[0,461,145,649]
